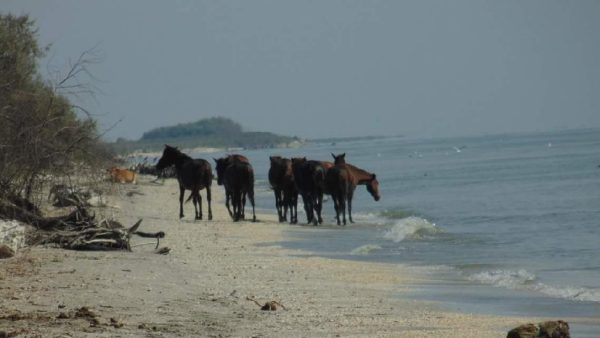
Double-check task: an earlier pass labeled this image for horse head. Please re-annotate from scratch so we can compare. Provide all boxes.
[331,153,346,165]
[156,144,179,170]
[366,174,380,201]
[213,157,230,185]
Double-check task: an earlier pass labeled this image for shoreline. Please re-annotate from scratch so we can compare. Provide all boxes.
[0,176,553,337]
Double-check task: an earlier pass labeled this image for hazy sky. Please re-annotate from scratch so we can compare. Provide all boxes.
[2,0,599,141]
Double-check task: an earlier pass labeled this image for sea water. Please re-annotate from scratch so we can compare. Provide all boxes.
[194,128,600,335]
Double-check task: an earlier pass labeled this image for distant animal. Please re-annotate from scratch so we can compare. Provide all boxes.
[156,145,213,220]
[214,155,256,222]
[108,167,137,184]
[291,157,326,225]
[325,154,380,225]
[268,156,298,223]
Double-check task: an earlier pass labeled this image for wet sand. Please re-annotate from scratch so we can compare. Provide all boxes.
[0,176,539,337]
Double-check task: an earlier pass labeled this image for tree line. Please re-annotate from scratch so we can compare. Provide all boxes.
[0,14,110,204]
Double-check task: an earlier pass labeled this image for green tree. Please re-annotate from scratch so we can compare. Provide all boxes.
[0,14,106,201]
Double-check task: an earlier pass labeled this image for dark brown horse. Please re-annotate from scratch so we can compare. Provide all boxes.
[156,145,213,220]
[291,157,326,225]
[325,153,380,225]
[214,156,256,222]
[214,154,250,218]
[269,156,298,223]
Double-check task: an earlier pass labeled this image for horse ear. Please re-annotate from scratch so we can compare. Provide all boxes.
[372,174,376,180]
[342,153,346,158]
[331,153,336,159]
[213,158,218,163]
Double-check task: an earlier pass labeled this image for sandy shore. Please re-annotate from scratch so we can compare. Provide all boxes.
[1,176,539,337]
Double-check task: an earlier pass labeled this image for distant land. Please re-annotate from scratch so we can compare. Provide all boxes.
[309,135,398,144]
[109,117,302,154]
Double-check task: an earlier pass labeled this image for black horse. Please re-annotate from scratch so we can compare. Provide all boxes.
[269,156,298,223]
[291,157,325,225]
[214,156,256,222]
[156,145,213,220]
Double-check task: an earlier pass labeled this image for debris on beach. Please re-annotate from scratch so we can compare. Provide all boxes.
[507,320,570,338]
[0,244,15,259]
[246,296,287,311]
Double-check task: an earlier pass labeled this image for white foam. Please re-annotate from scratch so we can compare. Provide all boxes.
[469,269,536,289]
[382,216,441,242]
[350,244,382,255]
[468,269,600,302]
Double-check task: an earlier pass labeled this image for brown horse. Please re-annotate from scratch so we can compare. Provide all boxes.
[156,145,213,220]
[269,156,298,223]
[325,153,380,225]
[291,157,326,225]
[214,155,256,222]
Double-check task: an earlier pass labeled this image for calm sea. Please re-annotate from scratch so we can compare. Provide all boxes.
[187,128,600,335]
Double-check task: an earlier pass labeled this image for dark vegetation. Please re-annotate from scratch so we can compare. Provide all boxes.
[0,14,111,222]
[110,117,302,154]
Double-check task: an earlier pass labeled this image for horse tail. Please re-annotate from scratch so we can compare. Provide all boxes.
[185,192,194,203]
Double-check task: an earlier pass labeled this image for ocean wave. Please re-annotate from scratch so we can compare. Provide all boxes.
[350,244,382,255]
[468,269,600,302]
[379,209,414,220]
[382,216,442,242]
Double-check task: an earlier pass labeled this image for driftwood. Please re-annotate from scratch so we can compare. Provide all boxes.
[246,296,286,311]
[1,194,165,251]
[40,219,143,251]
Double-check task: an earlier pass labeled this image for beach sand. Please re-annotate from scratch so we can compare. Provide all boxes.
[1,176,537,337]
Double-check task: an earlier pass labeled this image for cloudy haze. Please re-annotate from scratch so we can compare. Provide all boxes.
[2,0,599,141]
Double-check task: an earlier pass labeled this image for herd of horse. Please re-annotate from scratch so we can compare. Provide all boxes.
[154,144,381,225]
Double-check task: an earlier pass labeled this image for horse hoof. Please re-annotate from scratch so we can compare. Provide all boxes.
[208,215,213,220]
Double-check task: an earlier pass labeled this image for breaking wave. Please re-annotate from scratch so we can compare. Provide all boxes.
[382,216,443,242]
[468,269,600,302]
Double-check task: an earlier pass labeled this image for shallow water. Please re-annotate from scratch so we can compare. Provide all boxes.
[187,128,600,335]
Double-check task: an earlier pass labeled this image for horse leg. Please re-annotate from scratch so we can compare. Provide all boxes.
[248,188,256,222]
[179,186,185,219]
[197,190,203,220]
[301,193,312,224]
[292,192,298,224]
[192,191,199,220]
[340,193,347,226]
[316,191,324,224]
[234,190,243,221]
[240,191,246,219]
[225,190,233,218]
[282,190,289,222]
[332,193,341,225]
[206,185,213,220]
[274,189,282,222]
[348,188,355,223]
[310,194,318,226]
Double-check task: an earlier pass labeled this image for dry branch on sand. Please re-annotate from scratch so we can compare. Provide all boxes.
[0,194,164,251]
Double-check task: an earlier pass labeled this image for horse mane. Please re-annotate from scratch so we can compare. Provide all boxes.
[346,164,375,182]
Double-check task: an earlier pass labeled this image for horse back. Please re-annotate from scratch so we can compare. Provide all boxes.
[325,165,352,195]
[178,158,212,189]
[224,161,254,190]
